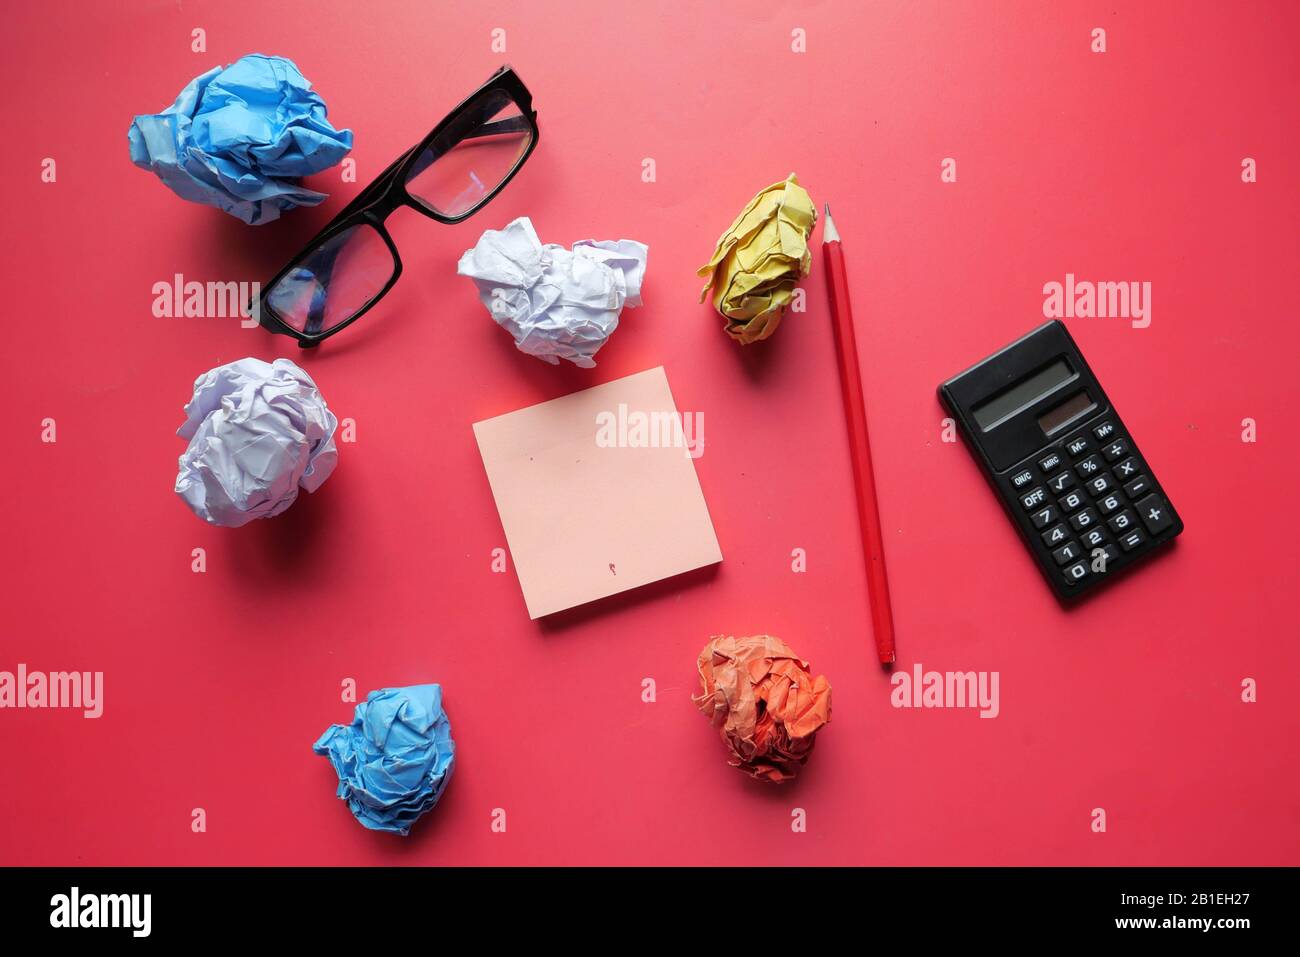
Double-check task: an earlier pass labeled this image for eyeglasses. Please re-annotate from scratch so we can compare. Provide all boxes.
[255,66,538,346]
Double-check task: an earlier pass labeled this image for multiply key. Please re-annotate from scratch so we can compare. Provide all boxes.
[1113,456,1141,480]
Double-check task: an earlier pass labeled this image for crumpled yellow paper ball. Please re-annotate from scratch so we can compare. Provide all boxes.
[696,173,817,344]
[693,634,832,783]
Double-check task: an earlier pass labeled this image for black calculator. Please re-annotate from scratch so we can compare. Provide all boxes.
[938,320,1183,599]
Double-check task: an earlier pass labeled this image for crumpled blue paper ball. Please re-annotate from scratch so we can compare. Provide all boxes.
[313,685,456,836]
[175,357,338,527]
[128,53,353,224]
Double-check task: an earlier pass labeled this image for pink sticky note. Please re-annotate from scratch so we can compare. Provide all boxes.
[473,367,722,618]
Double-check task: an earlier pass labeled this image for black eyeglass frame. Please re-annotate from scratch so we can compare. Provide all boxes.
[255,65,539,347]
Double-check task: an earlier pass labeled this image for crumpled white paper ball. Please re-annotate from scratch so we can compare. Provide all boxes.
[175,357,338,527]
[457,216,648,367]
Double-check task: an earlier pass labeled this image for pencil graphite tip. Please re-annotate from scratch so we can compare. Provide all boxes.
[823,203,840,243]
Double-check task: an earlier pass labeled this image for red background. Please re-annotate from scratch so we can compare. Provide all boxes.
[2,0,1297,865]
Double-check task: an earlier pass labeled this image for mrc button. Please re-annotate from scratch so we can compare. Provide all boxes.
[1038,451,1063,473]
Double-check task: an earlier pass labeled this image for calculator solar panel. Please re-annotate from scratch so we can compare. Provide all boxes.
[939,320,1183,599]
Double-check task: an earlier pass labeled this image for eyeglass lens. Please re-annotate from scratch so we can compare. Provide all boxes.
[404,89,532,218]
[265,223,396,335]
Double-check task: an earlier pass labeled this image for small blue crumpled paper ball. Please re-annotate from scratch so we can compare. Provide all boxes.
[128,53,353,224]
[313,685,456,836]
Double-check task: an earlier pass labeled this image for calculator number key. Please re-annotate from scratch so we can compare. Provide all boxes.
[1097,492,1124,515]
[1041,524,1070,547]
[1086,473,1114,496]
[1080,527,1108,549]
[1069,507,1101,532]
[1046,471,1076,494]
[1053,540,1083,566]
[1107,509,1138,535]
[1058,490,1086,514]
[1075,454,1105,479]
[1063,560,1090,583]
[1031,505,1059,529]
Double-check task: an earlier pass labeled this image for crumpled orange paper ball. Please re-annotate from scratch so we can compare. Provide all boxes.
[693,634,832,783]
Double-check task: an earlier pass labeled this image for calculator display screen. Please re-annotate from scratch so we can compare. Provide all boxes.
[971,358,1074,430]
[1037,390,1097,434]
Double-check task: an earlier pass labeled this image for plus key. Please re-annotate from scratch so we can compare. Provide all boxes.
[1135,494,1174,535]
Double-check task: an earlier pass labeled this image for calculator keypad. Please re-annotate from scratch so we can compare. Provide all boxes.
[1003,416,1181,594]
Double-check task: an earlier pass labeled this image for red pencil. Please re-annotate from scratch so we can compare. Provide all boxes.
[822,204,897,666]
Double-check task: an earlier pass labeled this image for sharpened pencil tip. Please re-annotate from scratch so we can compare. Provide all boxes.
[822,204,840,243]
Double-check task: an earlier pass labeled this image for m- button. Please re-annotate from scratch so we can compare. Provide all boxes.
[1066,435,1091,457]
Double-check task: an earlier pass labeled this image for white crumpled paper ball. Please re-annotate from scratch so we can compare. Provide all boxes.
[175,357,338,527]
[457,216,648,368]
